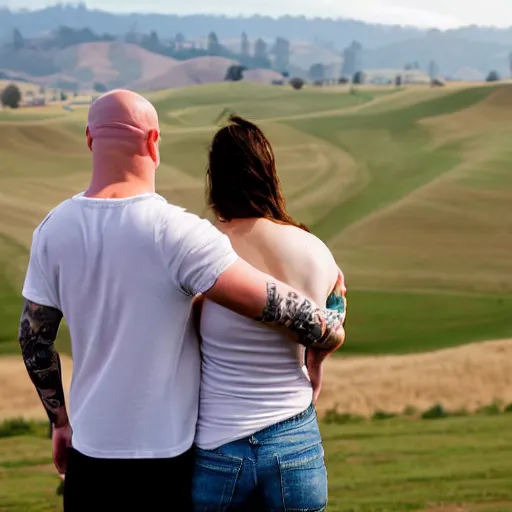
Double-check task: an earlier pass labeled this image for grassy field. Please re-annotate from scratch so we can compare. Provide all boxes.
[1,81,511,355]
[1,414,512,512]
[1,79,512,511]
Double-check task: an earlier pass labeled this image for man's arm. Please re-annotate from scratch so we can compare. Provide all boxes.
[18,299,68,428]
[203,258,345,350]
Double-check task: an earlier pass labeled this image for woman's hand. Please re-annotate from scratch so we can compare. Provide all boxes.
[308,267,347,403]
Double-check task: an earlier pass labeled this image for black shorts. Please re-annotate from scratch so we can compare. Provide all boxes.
[64,446,193,511]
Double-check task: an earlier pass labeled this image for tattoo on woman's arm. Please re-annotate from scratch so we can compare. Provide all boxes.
[326,269,347,321]
[18,299,67,427]
[256,283,344,349]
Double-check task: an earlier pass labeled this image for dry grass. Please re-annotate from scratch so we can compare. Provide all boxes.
[75,42,119,83]
[2,339,511,421]
[316,339,512,417]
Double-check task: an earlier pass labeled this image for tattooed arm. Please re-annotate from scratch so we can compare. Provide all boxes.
[203,258,345,350]
[18,299,68,428]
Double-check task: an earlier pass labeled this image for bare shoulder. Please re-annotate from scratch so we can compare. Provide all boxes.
[275,223,336,266]
[264,222,339,297]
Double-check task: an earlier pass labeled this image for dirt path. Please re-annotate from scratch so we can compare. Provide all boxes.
[2,339,511,421]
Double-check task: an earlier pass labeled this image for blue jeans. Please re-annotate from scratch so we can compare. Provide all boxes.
[191,404,328,511]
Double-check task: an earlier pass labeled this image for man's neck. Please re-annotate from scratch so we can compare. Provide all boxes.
[84,181,155,199]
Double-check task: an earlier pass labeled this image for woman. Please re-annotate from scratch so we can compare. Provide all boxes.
[192,115,347,511]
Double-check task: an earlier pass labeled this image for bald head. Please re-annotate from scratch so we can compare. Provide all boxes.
[84,90,161,192]
[87,89,159,142]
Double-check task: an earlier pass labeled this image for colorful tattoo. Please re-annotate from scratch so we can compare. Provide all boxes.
[256,283,344,349]
[18,299,67,427]
[326,269,347,324]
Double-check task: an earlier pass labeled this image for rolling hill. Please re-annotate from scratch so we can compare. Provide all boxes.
[364,32,510,77]
[0,41,286,91]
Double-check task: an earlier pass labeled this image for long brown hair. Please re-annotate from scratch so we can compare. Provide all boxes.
[206,114,308,231]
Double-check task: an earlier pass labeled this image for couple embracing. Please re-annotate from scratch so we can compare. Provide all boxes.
[18,90,347,511]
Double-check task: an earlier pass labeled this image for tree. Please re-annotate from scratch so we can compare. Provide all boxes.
[342,41,362,78]
[146,31,160,51]
[309,63,325,83]
[225,65,246,81]
[428,60,439,79]
[254,38,268,60]
[273,37,290,74]
[12,28,24,50]
[1,83,22,108]
[486,70,500,82]
[395,74,403,87]
[207,31,221,54]
[290,77,305,90]
[93,82,108,93]
[241,32,250,57]
[352,71,365,84]
[338,77,349,84]
[174,32,185,50]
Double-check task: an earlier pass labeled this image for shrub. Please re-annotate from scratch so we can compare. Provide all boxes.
[372,410,397,421]
[224,65,246,82]
[504,403,512,413]
[431,77,445,87]
[1,83,22,108]
[421,404,447,420]
[93,82,108,93]
[476,401,502,416]
[323,409,364,424]
[290,77,305,90]
[403,405,418,417]
[352,70,365,84]
[0,418,34,437]
[486,70,500,82]
[0,418,49,438]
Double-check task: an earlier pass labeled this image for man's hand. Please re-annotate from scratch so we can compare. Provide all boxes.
[52,422,72,474]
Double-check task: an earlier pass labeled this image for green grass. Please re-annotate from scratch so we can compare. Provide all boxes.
[0,82,511,357]
[344,291,512,354]
[286,86,494,239]
[1,415,511,511]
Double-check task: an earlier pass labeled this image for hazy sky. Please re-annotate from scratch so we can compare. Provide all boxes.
[3,0,512,29]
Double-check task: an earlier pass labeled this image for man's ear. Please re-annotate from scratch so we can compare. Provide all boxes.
[85,126,93,151]
[146,129,159,164]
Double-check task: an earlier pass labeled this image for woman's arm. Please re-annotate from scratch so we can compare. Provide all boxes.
[307,267,347,403]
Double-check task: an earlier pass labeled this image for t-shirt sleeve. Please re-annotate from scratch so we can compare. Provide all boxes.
[21,227,60,310]
[160,209,239,297]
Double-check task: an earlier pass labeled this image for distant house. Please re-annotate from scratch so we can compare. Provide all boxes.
[24,97,46,107]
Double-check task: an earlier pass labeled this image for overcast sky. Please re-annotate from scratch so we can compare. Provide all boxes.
[3,0,512,29]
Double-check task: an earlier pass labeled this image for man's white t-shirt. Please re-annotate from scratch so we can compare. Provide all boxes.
[22,192,238,459]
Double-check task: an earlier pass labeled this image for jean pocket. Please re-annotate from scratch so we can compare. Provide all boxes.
[277,443,328,512]
[192,448,243,512]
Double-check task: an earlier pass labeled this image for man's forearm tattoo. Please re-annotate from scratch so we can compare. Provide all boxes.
[18,299,66,427]
[256,283,344,349]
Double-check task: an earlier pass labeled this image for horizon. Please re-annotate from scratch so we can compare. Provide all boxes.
[1,1,512,30]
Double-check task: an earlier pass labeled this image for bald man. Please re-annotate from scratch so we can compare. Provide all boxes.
[18,90,345,511]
